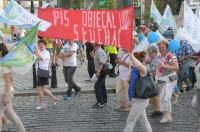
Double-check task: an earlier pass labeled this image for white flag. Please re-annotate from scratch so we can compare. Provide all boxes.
[161,5,177,33]
[149,0,169,33]
[175,27,199,52]
[133,37,149,52]
[183,1,200,43]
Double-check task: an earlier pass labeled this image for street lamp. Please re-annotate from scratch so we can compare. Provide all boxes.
[31,1,34,14]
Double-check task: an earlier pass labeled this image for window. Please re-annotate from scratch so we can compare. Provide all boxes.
[133,0,140,7]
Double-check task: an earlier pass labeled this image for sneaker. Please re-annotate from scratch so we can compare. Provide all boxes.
[92,103,104,108]
[63,95,72,100]
[75,89,81,96]
[150,111,162,118]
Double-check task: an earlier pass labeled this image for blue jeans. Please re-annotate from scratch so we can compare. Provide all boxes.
[94,71,107,104]
[63,66,81,96]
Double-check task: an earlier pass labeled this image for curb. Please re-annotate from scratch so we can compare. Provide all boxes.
[14,89,116,97]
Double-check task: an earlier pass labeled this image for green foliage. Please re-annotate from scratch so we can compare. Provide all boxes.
[92,0,118,10]
[143,0,184,21]
[0,28,11,34]
[59,0,83,9]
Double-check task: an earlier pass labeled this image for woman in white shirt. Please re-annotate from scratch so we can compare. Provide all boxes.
[115,49,131,111]
[0,43,26,132]
[35,39,59,110]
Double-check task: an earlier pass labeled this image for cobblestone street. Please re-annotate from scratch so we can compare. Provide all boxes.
[3,34,200,132]
[8,91,200,132]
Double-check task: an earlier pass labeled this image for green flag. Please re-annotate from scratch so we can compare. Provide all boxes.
[0,22,39,67]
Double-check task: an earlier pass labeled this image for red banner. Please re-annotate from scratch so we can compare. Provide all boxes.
[38,6,134,51]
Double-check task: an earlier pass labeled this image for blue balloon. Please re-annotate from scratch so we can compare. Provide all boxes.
[138,34,145,42]
[7,38,12,43]
[168,39,180,52]
[147,32,159,44]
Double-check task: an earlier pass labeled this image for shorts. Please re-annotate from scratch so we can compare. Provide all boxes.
[37,77,49,86]
[53,46,62,54]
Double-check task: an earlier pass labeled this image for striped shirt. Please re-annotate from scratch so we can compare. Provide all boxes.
[94,47,107,71]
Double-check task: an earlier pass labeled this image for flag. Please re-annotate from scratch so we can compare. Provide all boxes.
[87,2,94,10]
[175,27,199,52]
[156,30,169,43]
[161,5,177,33]
[0,0,51,31]
[183,1,200,43]
[133,37,149,53]
[149,0,169,33]
[0,23,39,67]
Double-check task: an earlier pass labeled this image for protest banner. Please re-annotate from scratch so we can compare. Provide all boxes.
[38,6,134,51]
[0,0,51,31]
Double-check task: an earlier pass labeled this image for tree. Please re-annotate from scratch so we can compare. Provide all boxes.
[59,0,83,9]
[92,0,118,10]
[143,0,184,20]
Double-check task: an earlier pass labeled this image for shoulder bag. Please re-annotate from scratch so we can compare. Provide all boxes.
[134,72,158,99]
[37,63,49,78]
[103,62,113,72]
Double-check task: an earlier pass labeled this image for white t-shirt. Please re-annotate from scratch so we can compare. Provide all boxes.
[0,66,14,94]
[118,53,131,80]
[18,28,26,38]
[0,30,3,43]
[61,43,77,66]
[36,50,50,71]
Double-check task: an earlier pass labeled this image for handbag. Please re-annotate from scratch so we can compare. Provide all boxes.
[169,74,178,82]
[103,62,113,72]
[37,63,49,78]
[134,72,158,99]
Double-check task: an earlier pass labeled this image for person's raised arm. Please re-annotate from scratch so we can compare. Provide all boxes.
[129,53,147,77]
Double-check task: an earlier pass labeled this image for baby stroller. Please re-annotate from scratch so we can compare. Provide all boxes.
[11,31,18,42]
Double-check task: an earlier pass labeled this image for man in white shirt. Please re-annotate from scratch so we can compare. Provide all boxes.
[58,40,81,100]
[0,30,4,43]
[18,28,26,39]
